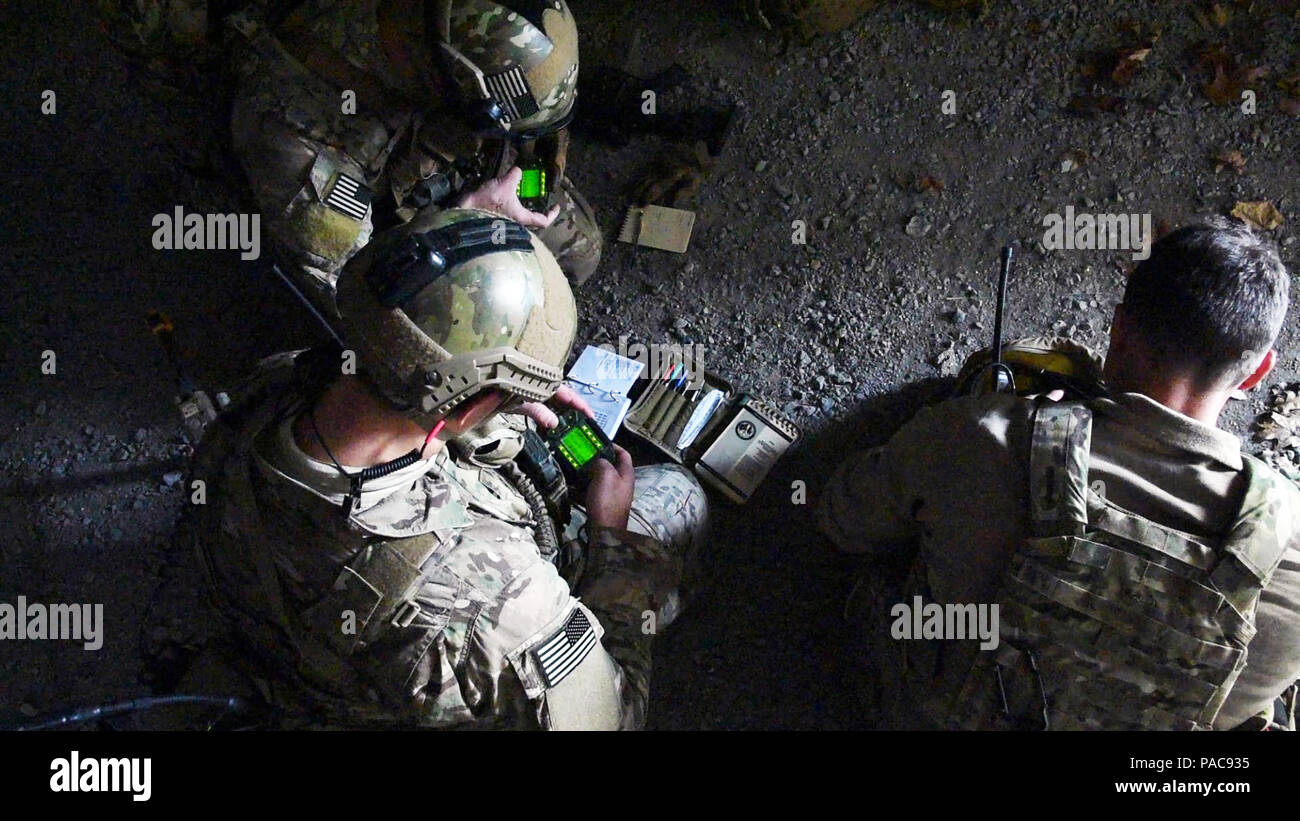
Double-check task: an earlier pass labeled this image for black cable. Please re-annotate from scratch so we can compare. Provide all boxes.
[502,461,559,560]
[992,245,1012,365]
[10,695,248,731]
[308,408,427,520]
[271,263,345,347]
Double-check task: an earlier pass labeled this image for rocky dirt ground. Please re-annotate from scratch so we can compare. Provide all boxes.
[1,0,1297,730]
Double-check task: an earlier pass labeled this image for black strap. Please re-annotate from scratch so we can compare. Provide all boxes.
[368,218,535,306]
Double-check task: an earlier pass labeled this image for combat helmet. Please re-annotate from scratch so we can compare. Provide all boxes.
[335,208,577,425]
[431,0,579,137]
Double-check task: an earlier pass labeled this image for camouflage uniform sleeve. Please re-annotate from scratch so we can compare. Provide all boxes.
[817,429,926,554]
[569,525,682,730]
[818,393,1038,554]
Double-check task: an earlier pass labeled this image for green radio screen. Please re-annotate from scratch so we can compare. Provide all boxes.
[518,168,545,199]
[559,425,599,467]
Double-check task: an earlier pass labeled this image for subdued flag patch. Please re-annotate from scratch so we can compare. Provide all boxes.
[534,607,597,687]
[325,173,372,221]
[484,67,540,123]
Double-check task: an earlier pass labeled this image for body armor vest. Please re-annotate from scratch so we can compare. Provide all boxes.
[953,402,1294,730]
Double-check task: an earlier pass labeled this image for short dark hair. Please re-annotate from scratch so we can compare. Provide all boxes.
[1121,219,1290,388]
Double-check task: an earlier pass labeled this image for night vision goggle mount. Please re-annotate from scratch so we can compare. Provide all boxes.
[367,218,535,306]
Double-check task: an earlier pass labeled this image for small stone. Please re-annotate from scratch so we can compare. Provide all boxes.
[34,401,47,416]
[162,471,183,487]
[134,428,148,443]
[754,159,768,173]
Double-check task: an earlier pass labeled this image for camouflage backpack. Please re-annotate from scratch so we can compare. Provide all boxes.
[952,402,1296,730]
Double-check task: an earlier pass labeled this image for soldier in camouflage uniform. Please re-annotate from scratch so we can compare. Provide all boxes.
[820,222,1300,730]
[188,208,707,729]
[226,0,601,312]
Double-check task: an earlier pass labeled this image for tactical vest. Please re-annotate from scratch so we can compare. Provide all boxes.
[189,357,548,727]
[951,402,1295,730]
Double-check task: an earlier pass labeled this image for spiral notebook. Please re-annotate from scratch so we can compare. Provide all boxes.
[617,205,696,253]
[564,345,644,438]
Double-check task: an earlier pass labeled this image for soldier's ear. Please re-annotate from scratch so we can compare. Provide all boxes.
[447,389,507,432]
[1238,349,1275,392]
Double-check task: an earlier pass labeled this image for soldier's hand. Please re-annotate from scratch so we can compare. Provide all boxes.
[585,445,636,531]
[519,384,595,429]
[456,166,560,229]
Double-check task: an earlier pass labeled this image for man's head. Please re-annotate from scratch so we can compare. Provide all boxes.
[1106,220,1289,400]
[430,0,579,138]
[334,208,577,429]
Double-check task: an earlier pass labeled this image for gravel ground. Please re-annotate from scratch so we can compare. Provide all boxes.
[1,0,1297,730]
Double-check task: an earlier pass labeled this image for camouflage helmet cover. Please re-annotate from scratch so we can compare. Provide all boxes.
[432,0,579,136]
[335,208,577,424]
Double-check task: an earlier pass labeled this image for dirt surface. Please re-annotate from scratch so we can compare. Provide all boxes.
[1,0,1297,730]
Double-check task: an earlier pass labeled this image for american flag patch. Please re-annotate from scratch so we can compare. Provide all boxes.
[534,607,597,687]
[484,66,540,123]
[324,173,372,221]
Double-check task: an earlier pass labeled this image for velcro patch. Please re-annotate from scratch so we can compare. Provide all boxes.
[324,173,372,221]
[484,67,539,123]
[533,607,597,688]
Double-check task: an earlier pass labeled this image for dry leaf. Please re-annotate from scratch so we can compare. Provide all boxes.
[1211,149,1246,174]
[1211,2,1232,26]
[1281,97,1300,115]
[917,176,944,195]
[1204,64,1237,103]
[1204,62,1266,105]
[1112,45,1153,85]
[1231,200,1284,230]
[1060,148,1090,172]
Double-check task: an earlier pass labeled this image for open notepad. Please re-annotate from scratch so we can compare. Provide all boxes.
[564,346,644,438]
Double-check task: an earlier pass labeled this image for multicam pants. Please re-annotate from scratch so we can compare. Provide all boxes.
[564,463,710,628]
